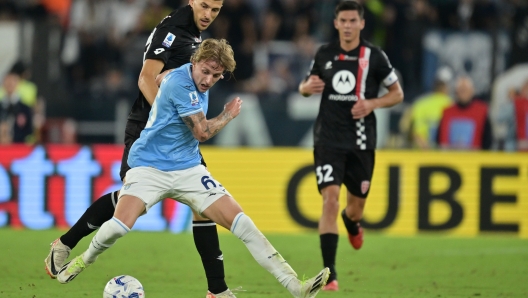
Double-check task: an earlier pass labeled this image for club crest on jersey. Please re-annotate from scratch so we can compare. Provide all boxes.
[361,180,370,194]
[189,91,199,106]
[162,32,176,48]
[359,58,369,69]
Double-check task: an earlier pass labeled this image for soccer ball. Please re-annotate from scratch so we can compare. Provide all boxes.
[103,275,145,298]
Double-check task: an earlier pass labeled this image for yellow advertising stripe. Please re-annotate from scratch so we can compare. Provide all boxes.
[201,147,528,238]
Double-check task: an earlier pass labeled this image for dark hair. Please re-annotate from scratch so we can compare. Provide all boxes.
[335,1,364,19]
[9,61,27,76]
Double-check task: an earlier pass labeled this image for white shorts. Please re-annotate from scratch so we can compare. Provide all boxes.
[119,165,231,215]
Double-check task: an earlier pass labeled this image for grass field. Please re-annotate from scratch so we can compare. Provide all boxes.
[1,229,527,298]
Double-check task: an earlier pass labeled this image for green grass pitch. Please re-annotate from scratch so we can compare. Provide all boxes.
[1,229,527,297]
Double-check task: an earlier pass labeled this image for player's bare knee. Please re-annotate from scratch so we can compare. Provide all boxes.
[345,205,364,222]
[323,198,340,214]
[114,195,145,229]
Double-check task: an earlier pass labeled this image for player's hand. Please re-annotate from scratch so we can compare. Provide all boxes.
[224,97,243,119]
[155,69,174,86]
[302,75,325,94]
[351,99,375,119]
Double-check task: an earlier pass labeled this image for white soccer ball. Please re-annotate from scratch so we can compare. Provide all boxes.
[103,275,145,298]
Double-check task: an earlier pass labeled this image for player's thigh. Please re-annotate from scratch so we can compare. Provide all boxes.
[171,165,232,216]
[192,209,209,221]
[343,149,375,198]
[119,120,146,181]
[201,195,243,230]
[119,166,172,213]
[314,145,347,194]
[114,195,148,229]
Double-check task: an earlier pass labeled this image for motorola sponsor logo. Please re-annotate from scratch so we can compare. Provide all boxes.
[330,70,357,101]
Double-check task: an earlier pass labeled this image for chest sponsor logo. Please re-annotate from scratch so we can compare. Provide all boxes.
[335,54,358,61]
[332,70,356,94]
[162,32,176,48]
[359,58,369,69]
[189,91,199,106]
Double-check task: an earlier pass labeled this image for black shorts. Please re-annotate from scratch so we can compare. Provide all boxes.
[313,145,375,198]
[120,120,146,181]
[119,119,208,181]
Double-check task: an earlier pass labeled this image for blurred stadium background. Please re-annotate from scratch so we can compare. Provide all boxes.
[0,0,527,296]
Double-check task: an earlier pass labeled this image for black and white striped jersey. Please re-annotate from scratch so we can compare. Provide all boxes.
[307,39,398,150]
[128,5,202,123]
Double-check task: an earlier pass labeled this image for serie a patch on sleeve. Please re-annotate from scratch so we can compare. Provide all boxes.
[162,33,176,48]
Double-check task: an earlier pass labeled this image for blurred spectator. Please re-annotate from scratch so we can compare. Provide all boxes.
[435,0,499,31]
[512,79,528,150]
[0,0,18,20]
[401,0,438,99]
[0,72,33,144]
[67,0,117,83]
[109,0,146,41]
[212,0,257,82]
[291,34,318,84]
[141,0,172,32]
[241,68,289,96]
[76,68,132,121]
[41,117,77,144]
[40,0,72,28]
[509,0,528,66]
[411,75,452,149]
[0,61,38,108]
[261,0,316,42]
[437,76,492,150]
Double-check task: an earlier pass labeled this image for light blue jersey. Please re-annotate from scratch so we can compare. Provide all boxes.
[128,63,209,171]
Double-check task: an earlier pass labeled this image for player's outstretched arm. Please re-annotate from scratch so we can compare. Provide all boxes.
[182,97,242,142]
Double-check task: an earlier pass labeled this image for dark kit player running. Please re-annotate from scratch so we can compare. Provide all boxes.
[298,0,403,292]
[45,1,235,297]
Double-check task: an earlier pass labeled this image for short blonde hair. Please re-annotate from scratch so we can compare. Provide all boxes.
[190,38,236,73]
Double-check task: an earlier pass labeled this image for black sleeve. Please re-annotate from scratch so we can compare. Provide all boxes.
[373,47,398,87]
[482,116,493,150]
[144,26,177,64]
[305,46,323,80]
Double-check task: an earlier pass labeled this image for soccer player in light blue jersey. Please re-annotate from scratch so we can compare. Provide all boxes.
[57,39,330,298]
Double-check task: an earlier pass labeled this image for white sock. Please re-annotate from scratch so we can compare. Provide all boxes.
[83,217,130,264]
[230,213,298,291]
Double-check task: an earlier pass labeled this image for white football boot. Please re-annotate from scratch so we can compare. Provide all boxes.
[57,253,94,284]
[44,238,71,279]
[291,268,330,298]
[206,288,237,297]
